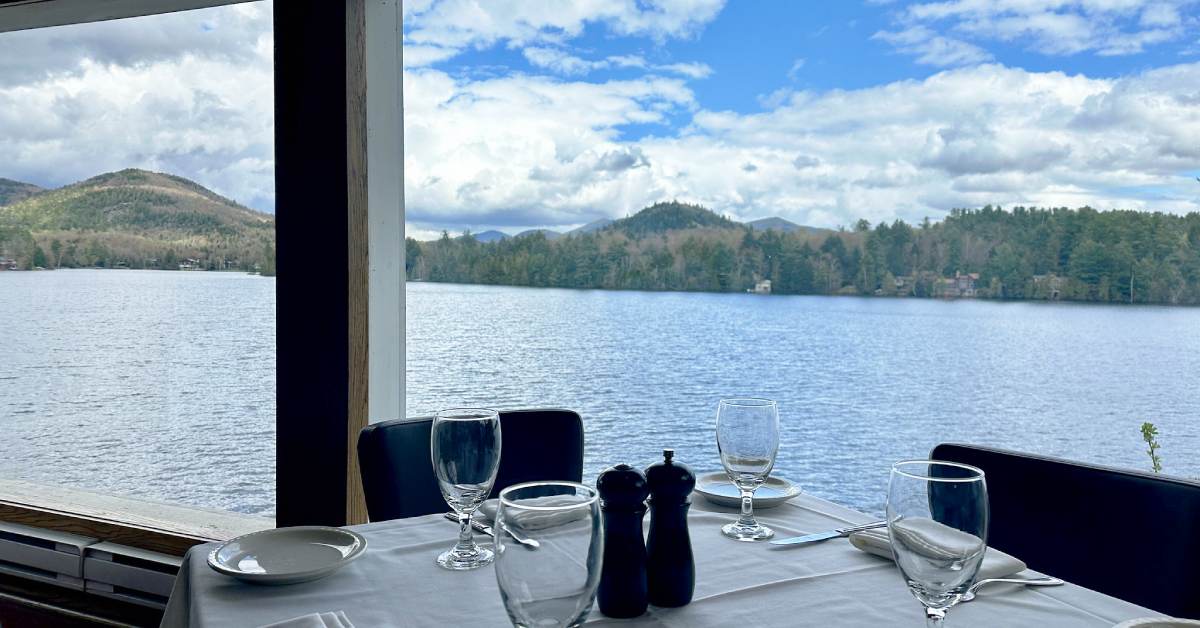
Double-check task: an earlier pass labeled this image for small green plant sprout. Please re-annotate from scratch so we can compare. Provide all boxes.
[1140,422,1163,474]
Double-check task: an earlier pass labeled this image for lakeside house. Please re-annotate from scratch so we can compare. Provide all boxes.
[1033,273,1064,299]
[935,271,980,298]
[0,257,17,271]
[750,279,772,294]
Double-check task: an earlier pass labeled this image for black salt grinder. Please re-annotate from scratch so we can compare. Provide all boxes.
[596,463,650,618]
[645,448,696,607]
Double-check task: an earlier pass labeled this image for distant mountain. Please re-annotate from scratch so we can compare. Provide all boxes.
[611,201,739,237]
[748,217,802,232]
[516,228,561,240]
[0,178,45,207]
[472,230,509,243]
[568,218,613,235]
[748,216,834,238]
[0,168,274,272]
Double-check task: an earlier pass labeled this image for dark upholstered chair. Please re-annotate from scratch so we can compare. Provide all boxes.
[358,408,584,522]
[931,443,1200,618]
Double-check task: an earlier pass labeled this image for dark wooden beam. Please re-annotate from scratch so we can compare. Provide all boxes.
[275,0,369,527]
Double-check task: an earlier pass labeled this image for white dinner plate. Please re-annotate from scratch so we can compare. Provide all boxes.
[693,473,801,509]
[207,526,367,585]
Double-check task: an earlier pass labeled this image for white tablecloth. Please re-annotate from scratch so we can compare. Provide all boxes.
[162,494,1161,627]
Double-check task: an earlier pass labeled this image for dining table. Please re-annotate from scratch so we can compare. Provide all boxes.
[161,491,1163,627]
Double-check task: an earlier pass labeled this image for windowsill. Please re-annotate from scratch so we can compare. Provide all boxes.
[0,478,273,556]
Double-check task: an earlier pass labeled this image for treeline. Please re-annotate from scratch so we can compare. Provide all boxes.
[0,224,273,273]
[406,204,1200,305]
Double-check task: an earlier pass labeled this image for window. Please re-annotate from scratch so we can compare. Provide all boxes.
[0,2,277,518]
[0,0,404,547]
[400,2,1200,515]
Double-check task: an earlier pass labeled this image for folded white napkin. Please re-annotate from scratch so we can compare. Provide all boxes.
[476,496,589,531]
[849,520,1026,581]
[258,611,354,628]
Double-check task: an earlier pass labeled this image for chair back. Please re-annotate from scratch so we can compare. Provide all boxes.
[358,408,584,521]
[931,443,1200,618]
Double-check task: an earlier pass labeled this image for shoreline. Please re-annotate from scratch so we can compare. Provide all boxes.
[408,278,1200,309]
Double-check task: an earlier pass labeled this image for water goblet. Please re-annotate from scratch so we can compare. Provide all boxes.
[716,397,780,541]
[431,407,502,570]
[494,482,603,628]
[887,460,989,627]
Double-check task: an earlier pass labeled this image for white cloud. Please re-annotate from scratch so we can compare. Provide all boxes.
[403,0,726,67]
[787,58,807,80]
[882,0,1200,61]
[873,26,993,66]
[405,61,1200,232]
[404,68,696,228]
[0,1,275,211]
[521,47,713,79]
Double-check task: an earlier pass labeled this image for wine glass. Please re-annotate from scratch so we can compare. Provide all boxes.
[431,408,502,570]
[887,460,989,627]
[715,398,779,541]
[494,482,603,628]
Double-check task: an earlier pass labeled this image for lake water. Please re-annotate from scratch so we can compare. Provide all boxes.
[0,270,276,516]
[407,282,1200,515]
[1,272,1197,518]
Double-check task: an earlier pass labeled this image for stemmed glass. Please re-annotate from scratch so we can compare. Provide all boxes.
[431,408,502,570]
[494,482,603,628]
[887,460,989,627]
[715,398,780,541]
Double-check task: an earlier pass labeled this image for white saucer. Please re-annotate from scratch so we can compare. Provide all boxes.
[208,526,367,585]
[693,473,801,509]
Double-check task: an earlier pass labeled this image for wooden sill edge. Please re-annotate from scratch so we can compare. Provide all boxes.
[0,479,274,556]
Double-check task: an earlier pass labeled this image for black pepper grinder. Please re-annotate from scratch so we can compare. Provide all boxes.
[596,463,650,618]
[645,448,696,607]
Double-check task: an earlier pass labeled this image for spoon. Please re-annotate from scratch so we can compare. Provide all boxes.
[961,576,1064,602]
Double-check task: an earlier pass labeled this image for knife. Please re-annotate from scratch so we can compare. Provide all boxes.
[443,512,541,550]
[443,512,495,537]
[769,520,887,546]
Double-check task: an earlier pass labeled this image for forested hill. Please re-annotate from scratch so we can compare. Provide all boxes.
[407,202,1200,305]
[0,169,274,273]
[0,178,44,206]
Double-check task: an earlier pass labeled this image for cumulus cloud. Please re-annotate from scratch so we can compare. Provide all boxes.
[403,68,695,228]
[0,1,274,211]
[403,0,726,67]
[877,0,1200,62]
[405,61,1200,232]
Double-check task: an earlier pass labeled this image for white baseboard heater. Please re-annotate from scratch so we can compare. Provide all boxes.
[0,521,181,610]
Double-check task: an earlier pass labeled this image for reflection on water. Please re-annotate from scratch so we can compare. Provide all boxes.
[406,282,1200,515]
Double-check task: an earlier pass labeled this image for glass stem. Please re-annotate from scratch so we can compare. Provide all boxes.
[737,488,756,526]
[456,511,474,550]
[925,606,946,627]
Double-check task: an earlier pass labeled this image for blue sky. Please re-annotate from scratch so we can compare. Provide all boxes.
[403,0,1200,238]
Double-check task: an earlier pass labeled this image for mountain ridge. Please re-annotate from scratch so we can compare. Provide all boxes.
[0,168,274,272]
[0,178,45,207]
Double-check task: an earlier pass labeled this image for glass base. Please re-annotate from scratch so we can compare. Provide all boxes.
[436,543,494,570]
[722,520,774,541]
